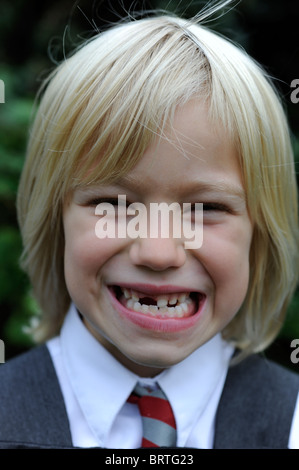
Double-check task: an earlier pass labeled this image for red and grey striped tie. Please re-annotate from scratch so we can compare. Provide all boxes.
[128,383,177,448]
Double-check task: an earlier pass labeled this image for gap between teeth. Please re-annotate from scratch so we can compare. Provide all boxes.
[123,288,189,304]
[121,288,193,317]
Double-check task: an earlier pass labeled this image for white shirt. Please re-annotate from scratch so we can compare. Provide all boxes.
[47,304,299,448]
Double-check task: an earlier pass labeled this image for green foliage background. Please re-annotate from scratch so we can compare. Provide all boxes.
[0,0,298,368]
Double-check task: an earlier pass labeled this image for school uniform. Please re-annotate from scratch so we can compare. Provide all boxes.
[0,303,298,449]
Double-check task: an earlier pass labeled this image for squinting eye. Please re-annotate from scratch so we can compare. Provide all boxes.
[89,197,130,207]
[203,203,230,212]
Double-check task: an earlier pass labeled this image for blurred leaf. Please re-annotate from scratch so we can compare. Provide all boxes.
[0,226,25,303]
[3,293,38,348]
[0,87,33,199]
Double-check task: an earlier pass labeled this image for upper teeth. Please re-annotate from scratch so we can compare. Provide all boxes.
[122,288,189,306]
[120,287,193,318]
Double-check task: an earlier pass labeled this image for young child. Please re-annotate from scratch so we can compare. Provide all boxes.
[0,2,298,449]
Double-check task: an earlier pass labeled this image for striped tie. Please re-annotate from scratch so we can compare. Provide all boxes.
[128,383,177,448]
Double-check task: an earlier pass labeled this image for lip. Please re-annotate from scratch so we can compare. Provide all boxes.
[107,284,207,333]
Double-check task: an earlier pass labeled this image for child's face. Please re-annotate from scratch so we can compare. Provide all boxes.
[63,99,253,377]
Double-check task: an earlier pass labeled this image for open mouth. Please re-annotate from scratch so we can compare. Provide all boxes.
[111,286,204,319]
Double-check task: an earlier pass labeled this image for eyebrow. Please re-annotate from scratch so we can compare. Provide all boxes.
[182,181,246,200]
[76,178,246,202]
[114,176,246,200]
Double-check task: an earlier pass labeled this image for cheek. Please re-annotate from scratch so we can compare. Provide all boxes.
[199,223,252,307]
[64,232,123,278]
[64,236,127,310]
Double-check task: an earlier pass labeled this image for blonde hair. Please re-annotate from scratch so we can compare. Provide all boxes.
[17,10,299,356]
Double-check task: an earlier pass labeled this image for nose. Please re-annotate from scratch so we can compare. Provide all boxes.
[129,236,186,271]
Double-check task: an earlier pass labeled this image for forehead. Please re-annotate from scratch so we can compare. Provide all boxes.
[75,100,245,203]
[121,100,242,192]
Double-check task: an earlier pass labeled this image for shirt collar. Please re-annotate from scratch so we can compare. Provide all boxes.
[60,304,139,446]
[61,304,233,447]
[157,336,233,446]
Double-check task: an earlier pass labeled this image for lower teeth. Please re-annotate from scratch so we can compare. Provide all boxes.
[125,298,192,317]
